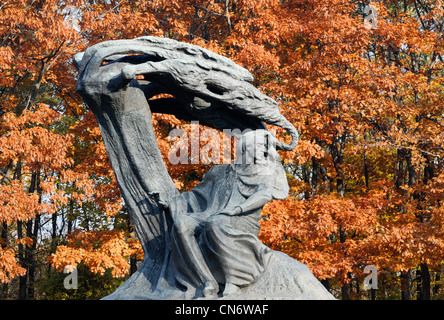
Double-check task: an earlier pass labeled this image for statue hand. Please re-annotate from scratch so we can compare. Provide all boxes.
[158,199,170,210]
[149,191,169,209]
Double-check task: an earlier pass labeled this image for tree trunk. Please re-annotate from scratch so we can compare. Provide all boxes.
[341,284,350,300]
[0,223,7,248]
[363,150,369,189]
[50,211,58,253]
[311,156,319,196]
[331,134,348,299]
[405,149,416,187]
[395,150,414,300]
[417,263,431,300]
[302,164,311,200]
[17,220,26,300]
[67,199,73,235]
[0,222,8,298]
[400,270,411,300]
[13,162,27,300]
[321,279,331,292]
[370,288,376,300]
[26,215,40,299]
[23,170,42,299]
[434,271,440,296]
[339,227,350,300]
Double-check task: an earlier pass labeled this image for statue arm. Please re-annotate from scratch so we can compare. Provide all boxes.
[218,190,273,216]
[218,165,289,216]
[237,190,273,214]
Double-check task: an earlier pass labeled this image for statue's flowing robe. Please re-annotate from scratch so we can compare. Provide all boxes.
[168,160,289,291]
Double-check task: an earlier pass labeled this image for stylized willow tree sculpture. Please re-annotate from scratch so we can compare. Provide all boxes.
[74,36,333,299]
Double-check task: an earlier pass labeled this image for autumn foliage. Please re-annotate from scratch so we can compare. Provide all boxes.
[1,0,444,300]
[48,229,142,278]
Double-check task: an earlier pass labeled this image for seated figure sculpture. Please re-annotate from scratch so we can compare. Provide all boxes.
[157,129,289,298]
[75,36,334,300]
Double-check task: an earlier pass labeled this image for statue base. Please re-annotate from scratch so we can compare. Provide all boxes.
[217,251,335,300]
[103,250,335,300]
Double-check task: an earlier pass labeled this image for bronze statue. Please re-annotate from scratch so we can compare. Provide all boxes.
[74,36,333,300]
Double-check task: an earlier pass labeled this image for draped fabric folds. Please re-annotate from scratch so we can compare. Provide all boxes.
[168,160,289,291]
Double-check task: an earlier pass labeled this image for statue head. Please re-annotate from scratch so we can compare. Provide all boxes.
[235,130,280,166]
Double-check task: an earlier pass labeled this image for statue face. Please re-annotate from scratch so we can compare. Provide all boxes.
[236,130,278,166]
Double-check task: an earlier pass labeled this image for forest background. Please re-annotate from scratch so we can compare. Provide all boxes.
[1,0,444,300]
